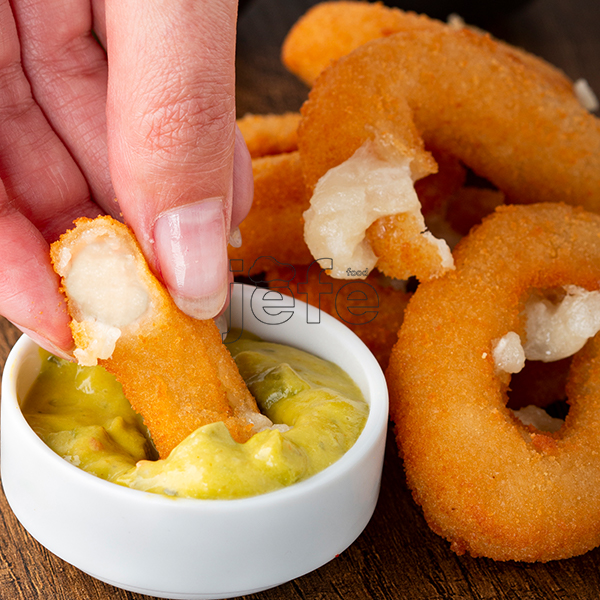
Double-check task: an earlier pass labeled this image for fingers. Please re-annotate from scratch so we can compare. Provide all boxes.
[0,183,73,357]
[106,0,240,319]
[0,0,101,242]
[11,0,117,215]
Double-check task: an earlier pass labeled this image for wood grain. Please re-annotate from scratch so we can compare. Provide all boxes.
[2,0,600,598]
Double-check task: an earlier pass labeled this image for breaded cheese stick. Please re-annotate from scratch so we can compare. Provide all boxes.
[51,216,270,458]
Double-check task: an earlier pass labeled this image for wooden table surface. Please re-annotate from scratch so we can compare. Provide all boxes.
[2,0,600,598]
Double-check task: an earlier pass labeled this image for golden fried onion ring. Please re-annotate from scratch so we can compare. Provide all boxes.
[388,203,600,561]
[297,25,600,283]
[299,27,600,211]
[283,1,574,96]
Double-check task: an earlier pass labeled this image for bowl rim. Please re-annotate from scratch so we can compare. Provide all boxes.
[2,283,389,509]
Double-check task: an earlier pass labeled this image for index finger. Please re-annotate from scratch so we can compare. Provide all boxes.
[105,0,239,319]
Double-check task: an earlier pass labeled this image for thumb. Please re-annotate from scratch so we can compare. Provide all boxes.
[105,0,245,319]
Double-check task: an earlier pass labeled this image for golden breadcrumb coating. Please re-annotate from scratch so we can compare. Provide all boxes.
[282,1,573,96]
[51,216,265,458]
[388,204,600,561]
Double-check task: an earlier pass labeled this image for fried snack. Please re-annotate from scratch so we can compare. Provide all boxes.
[299,28,600,209]
[51,216,269,458]
[388,203,600,561]
[367,149,466,278]
[282,1,440,87]
[365,211,451,282]
[237,112,301,158]
[262,262,410,369]
[297,27,600,282]
[229,144,464,270]
[282,1,574,96]
[229,151,314,266]
[298,72,447,282]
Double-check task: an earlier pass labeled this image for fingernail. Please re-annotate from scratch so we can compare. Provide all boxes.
[214,313,228,335]
[154,199,228,319]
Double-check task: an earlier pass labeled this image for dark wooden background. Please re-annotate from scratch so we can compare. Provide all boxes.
[2,0,600,598]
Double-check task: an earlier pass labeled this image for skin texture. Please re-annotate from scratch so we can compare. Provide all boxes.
[0,0,252,357]
[388,204,600,562]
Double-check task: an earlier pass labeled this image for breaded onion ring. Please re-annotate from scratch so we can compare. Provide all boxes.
[282,1,574,96]
[299,28,600,212]
[282,1,441,87]
[228,151,314,266]
[51,216,268,458]
[388,203,600,561]
[297,26,600,283]
[229,141,463,269]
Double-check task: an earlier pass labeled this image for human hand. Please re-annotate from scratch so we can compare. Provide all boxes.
[0,0,252,358]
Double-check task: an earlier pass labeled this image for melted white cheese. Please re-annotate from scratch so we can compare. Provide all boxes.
[66,237,150,366]
[493,286,600,374]
[303,139,453,279]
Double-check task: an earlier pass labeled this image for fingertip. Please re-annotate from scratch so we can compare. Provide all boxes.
[0,208,74,359]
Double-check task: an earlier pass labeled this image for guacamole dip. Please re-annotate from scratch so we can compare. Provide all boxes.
[22,337,368,499]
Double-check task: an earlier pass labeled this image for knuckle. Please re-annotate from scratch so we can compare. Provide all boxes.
[29,33,107,83]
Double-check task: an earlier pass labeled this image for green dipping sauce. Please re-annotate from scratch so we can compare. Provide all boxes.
[22,337,368,499]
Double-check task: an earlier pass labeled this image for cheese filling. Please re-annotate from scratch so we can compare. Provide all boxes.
[492,286,600,432]
[303,138,453,279]
[64,236,150,365]
[493,286,600,374]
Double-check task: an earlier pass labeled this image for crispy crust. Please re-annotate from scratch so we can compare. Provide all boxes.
[282,1,573,96]
[51,216,263,458]
[229,151,314,266]
[299,27,600,209]
[229,145,463,274]
[388,204,600,561]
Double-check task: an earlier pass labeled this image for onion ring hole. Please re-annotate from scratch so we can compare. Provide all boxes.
[496,285,600,434]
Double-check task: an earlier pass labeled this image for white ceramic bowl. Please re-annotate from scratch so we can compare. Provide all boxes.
[1,284,388,599]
